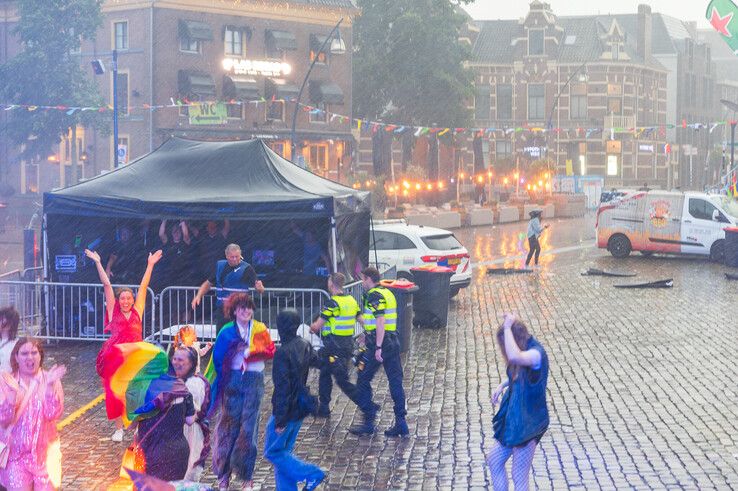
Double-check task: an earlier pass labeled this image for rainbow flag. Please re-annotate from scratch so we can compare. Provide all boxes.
[108,342,170,426]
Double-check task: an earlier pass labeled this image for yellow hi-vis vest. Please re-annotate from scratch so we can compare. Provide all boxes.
[322,294,359,337]
[363,286,397,332]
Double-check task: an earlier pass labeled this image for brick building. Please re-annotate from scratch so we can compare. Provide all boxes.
[0,0,357,197]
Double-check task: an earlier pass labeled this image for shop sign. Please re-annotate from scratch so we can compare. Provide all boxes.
[189,102,227,125]
[639,144,654,153]
[222,58,292,77]
[523,146,546,158]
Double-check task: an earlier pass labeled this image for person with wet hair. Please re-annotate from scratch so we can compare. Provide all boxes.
[487,313,549,490]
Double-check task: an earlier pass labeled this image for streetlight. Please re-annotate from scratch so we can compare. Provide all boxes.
[720,99,738,182]
[290,18,346,166]
[547,61,588,179]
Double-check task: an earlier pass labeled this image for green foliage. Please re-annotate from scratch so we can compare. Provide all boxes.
[353,0,474,128]
[0,0,107,161]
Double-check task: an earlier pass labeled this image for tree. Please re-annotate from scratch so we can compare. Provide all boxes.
[353,0,474,128]
[0,0,107,182]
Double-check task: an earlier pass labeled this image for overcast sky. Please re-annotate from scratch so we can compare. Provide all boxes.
[464,1,712,28]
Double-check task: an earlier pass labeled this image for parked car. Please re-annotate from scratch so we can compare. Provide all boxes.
[596,190,735,260]
[371,221,471,297]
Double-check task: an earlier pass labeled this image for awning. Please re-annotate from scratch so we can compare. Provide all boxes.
[223,75,260,100]
[178,70,216,97]
[266,30,297,51]
[179,20,214,41]
[309,81,344,105]
[266,78,299,100]
[310,34,329,52]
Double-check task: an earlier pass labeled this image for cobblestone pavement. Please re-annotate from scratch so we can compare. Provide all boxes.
[27,216,738,489]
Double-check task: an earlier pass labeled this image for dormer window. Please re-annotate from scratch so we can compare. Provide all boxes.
[529,29,544,56]
[612,42,620,60]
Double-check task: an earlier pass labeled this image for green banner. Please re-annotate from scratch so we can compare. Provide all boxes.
[188,102,227,125]
[706,0,738,53]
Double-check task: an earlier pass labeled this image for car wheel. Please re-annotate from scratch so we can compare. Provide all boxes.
[449,286,461,298]
[608,234,632,258]
[710,240,726,263]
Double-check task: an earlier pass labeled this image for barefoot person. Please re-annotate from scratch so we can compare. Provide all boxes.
[85,248,162,442]
[487,314,549,490]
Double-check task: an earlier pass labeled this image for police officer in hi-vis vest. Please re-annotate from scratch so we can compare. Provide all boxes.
[310,272,362,417]
[349,266,408,437]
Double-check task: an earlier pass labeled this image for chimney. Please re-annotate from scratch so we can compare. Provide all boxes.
[637,4,652,63]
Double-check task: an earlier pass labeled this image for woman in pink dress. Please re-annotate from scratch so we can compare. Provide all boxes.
[0,337,66,491]
[85,247,162,442]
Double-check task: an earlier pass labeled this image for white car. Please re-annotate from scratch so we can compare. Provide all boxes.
[371,221,471,297]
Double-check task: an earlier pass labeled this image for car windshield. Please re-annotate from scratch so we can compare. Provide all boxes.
[421,234,463,251]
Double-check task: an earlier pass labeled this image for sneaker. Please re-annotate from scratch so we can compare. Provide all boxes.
[303,471,326,491]
[384,419,409,437]
[315,405,331,418]
[111,429,124,442]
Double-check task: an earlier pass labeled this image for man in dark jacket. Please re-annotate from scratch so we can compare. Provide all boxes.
[264,309,326,490]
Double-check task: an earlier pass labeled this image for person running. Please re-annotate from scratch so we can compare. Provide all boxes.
[85,247,162,442]
[310,273,360,417]
[487,313,549,491]
[349,267,407,437]
[264,309,326,490]
[525,210,549,268]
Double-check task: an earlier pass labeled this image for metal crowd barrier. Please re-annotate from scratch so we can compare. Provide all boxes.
[154,286,333,345]
[0,280,156,341]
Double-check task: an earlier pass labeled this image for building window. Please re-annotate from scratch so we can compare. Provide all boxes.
[528,29,544,56]
[309,35,328,64]
[309,103,328,123]
[496,84,512,120]
[496,140,512,158]
[606,154,618,176]
[180,37,201,53]
[268,141,286,157]
[612,42,620,60]
[267,100,284,121]
[23,162,39,194]
[116,72,129,116]
[474,85,491,121]
[114,21,128,50]
[607,97,621,115]
[224,27,244,56]
[570,83,587,120]
[226,102,243,119]
[308,144,328,171]
[527,84,545,120]
[570,95,587,120]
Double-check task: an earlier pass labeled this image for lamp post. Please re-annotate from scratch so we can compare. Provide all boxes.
[546,60,588,178]
[720,99,738,183]
[290,18,346,166]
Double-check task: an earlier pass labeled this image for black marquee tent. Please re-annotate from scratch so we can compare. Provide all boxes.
[43,138,371,286]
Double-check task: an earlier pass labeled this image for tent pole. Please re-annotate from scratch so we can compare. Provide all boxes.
[369,215,378,267]
[331,217,338,273]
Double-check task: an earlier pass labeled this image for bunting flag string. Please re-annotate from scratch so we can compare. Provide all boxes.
[0,98,732,142]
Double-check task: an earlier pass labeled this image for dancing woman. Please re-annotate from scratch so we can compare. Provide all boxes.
[85,248,162,442]
[487,313,549,491]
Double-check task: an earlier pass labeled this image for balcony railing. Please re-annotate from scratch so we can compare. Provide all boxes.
[603,115,635,131]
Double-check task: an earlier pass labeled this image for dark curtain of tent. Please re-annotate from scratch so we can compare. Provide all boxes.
[401,132,414,172]
[427,134,439,181]
[473,135,485,174]
[334,212,370,282]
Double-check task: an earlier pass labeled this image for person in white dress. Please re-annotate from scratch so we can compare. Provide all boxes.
[171,346,211,481]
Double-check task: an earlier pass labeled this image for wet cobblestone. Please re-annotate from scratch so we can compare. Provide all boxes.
[38,217,738,489]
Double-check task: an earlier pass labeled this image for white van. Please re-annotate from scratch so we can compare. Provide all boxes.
[596,190,736,260]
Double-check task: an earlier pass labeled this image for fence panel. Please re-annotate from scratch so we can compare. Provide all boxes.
[155,286,331,346]
[0,280,156,341]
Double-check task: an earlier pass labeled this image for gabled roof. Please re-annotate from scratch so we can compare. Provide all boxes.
[471,20,518,63]
[283,0,356,9]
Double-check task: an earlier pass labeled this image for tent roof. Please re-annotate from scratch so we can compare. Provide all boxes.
[44,138,370,220]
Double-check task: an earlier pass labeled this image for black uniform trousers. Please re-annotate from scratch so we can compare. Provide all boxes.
[355,332,407,419]
[318,336,357,407]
